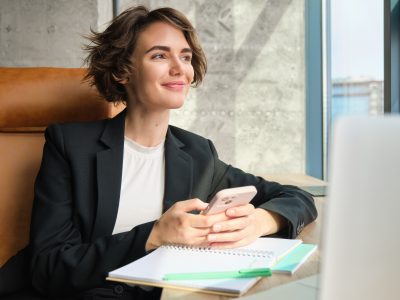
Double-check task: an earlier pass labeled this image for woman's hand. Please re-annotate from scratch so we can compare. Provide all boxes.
[206,205,286,249]
[145,198,229,251]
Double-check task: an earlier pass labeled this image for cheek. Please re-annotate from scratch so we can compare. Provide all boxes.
[188,65,195,82]
[139,62,163,83]
[142,68,159,84]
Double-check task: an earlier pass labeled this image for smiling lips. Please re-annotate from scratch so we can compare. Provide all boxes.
[161,81,186,90]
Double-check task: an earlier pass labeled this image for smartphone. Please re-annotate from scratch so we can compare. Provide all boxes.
[202,185,257,215]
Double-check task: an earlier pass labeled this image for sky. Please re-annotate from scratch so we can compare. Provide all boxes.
[331,0,384,80]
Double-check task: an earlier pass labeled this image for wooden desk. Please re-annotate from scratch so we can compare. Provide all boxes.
[161,174,326,300]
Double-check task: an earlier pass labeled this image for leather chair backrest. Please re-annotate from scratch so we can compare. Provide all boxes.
[0,67,124,266]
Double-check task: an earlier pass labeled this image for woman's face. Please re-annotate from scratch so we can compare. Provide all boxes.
[125,21,194,111]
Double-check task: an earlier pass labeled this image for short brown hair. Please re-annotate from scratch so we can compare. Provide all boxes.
[83,6,207,103]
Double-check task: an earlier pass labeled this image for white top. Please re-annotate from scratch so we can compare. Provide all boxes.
[112,136,165,235]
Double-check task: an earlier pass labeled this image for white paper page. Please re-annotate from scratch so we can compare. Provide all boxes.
[108,238,302,294]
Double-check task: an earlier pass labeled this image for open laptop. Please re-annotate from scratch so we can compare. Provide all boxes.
[241,115,400,300]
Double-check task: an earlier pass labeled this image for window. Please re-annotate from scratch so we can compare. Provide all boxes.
[324,0,384,178]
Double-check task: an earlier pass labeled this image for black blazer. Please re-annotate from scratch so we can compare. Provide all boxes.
[30,110,317,296]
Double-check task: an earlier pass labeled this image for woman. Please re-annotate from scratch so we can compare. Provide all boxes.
[30,5,317,299]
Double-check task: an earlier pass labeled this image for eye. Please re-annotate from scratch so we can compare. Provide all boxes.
[181,55,192,62]
[151,53,166,60]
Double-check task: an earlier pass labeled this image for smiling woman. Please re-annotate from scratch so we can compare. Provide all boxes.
[27,5,317,300]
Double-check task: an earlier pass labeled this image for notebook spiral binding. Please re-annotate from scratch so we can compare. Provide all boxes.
[162,244,274,258]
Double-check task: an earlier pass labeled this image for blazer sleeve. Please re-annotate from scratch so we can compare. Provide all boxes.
[207,140,318,239]
[30,125,154,296]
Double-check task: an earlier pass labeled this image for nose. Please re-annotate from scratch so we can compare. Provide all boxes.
[169,57,184,76]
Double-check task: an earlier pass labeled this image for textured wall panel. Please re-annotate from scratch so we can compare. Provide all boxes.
[0,0,112,67]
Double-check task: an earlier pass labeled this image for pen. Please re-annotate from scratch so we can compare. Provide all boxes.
[163,268,272,280]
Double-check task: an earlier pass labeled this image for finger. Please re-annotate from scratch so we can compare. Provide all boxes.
[226,203,255,217]
[209,238,254,249]
[207,229,247,243]
[189,212,230,228]
[178,232,211,247]
[190,226,212,237]
[209,233,259,249]
[211,216,250,233]
[174,198,208,212]
[191,237,212,247]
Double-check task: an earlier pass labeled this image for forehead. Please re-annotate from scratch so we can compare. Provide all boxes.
[135,21,190,52]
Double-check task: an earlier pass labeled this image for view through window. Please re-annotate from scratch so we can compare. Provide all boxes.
[325,0,384,177]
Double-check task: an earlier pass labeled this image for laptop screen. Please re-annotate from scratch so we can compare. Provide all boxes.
[319,116,400,300]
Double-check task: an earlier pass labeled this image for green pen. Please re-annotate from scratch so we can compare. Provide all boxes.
[163,268,272,281]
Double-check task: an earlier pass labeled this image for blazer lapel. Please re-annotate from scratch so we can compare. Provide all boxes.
[163,128,193,212]
[92,110,126,241]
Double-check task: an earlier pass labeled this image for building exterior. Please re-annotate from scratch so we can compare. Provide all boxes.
[331,78,383,127]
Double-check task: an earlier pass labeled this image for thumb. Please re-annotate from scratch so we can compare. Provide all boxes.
[176,198,208,212]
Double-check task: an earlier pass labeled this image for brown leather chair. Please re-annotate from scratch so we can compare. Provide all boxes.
[0,68,124,295]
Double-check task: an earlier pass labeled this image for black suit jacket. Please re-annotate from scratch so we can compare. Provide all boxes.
[29,109,317,296]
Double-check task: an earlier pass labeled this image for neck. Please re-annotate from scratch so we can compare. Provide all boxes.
[124,105,169,147]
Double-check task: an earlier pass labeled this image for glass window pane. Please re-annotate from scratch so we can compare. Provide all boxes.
[330,0,384,122]
[326,0,384,176]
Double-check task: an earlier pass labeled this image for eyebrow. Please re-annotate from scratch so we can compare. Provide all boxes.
[145,45,193,54]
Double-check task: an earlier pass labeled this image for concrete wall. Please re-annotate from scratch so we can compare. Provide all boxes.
[0,0,306,176]
[0,0,112,67]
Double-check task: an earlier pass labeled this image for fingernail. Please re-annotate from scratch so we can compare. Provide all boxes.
[227,209,235,215]
[213,224,221,232]
[208,235,216,241]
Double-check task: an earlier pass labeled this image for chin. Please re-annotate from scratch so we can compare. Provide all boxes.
[168,102,185,110]
[166,97,185,109]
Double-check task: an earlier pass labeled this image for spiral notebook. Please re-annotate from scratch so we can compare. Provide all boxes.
[107,238,302,297]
